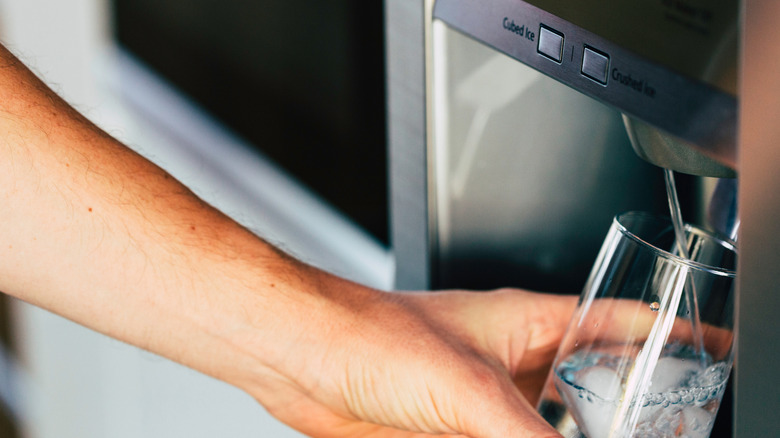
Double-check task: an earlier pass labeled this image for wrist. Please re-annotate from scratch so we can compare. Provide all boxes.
[216,260,378,398]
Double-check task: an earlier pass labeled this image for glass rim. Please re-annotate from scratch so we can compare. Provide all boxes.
[614,211,737,278]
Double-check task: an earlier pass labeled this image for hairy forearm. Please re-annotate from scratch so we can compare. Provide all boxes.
[0,45,342,391]
[0,45,575,438]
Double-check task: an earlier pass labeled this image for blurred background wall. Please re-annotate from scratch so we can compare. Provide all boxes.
[0,0,390,436]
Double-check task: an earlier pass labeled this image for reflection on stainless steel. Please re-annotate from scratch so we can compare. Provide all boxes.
[429,25,666,292]
[449,54,541,198]
[433,0,738,171]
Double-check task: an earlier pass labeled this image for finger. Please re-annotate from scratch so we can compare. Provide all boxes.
[574,297,733,360]
[452,363,563,438]
[398,290,577,368]
[469,291,576,405]
[509,291,578,366]
[259,375,468,438]
[396,290,577,405]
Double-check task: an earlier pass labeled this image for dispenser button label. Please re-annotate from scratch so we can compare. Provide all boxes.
[502,17,535,42]
[612,67,657,98]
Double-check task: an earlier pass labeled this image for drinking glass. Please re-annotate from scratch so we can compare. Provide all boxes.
[537,211,737,438]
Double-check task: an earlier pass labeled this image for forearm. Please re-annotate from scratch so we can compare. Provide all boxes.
[0,45,340,391]
[0,45,574,438]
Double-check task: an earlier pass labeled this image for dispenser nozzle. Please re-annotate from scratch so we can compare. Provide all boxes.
[623,115,737,178]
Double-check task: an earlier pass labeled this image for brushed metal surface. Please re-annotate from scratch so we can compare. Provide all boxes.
[386,0,431,289]
[735,1,780,436]
[537,26,563,62]
[581,46,609,85]
[427,24,667,292]
[433,0,737,172]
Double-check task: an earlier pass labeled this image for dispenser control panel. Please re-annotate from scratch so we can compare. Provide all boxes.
[433,0,736,153]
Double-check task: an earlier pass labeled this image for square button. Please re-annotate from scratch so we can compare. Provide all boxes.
[582,46,610,85]
[538,26,564,63]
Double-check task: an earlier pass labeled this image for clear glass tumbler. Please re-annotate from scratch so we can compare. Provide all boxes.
[537,212,737,438]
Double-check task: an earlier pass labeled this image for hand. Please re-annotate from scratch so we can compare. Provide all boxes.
[243,278,577,438]
[0,44,576,438]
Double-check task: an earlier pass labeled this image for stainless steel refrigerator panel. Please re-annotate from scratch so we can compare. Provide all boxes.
[433,0,738,166]
[386,0,431,289]
[734,1,780,435]
[429,25,667,291]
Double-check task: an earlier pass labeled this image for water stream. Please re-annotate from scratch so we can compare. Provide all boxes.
[663,169,706,361]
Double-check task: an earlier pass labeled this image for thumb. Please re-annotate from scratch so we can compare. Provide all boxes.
[453,361,563,438]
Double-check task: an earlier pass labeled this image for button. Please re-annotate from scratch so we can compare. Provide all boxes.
[582,46,610,85]
[537,25,563,63]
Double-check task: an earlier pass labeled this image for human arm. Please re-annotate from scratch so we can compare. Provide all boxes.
[0,44,574,437]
